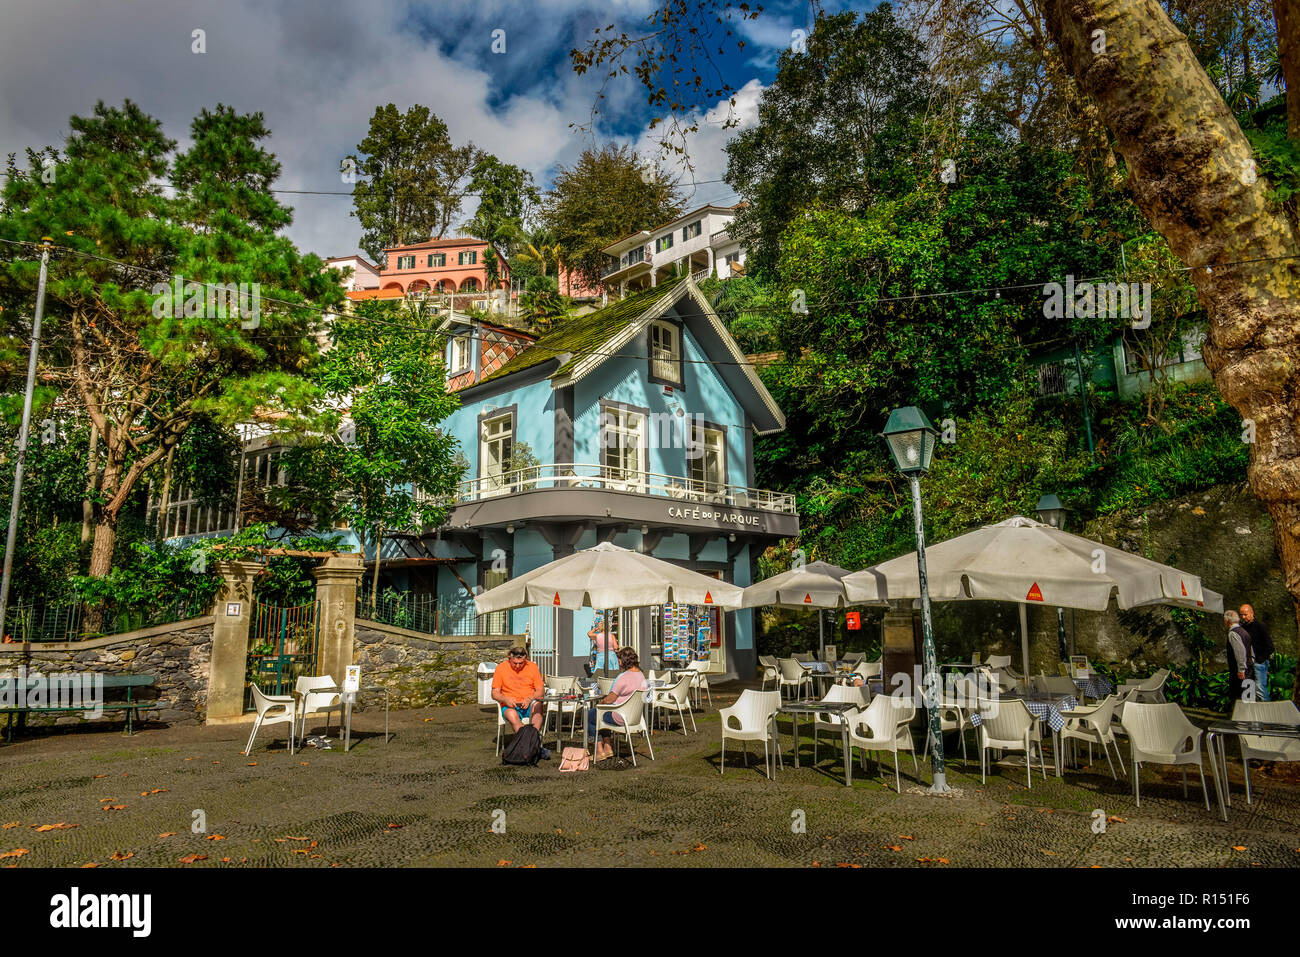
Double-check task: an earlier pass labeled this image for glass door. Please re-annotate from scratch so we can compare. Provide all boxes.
[480,414,513,498]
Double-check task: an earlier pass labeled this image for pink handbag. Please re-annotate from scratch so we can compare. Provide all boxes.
[558,746,590,772]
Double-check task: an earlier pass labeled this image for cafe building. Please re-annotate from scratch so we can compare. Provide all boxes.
[388,276,799,680]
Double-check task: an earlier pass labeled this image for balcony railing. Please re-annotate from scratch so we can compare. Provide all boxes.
[429,463,797,514]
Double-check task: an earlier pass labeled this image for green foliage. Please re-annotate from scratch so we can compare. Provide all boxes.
[541,144,683,287]
[724,7,932,277]
[274,299,463,589]
[463,155,539,258]
[346,104,482,262]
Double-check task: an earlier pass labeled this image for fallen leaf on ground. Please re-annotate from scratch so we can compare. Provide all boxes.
[1231,845,1247,851]
[94,774,105,778]
[81,862,99,868]
[1041,850,1056,856]
[1,823,17,829]
[497,859,512,867]
[386,823,403,829]
[246,762,257,767]
[220,857,231,863]
[158,832,177,838]
[275,836,311,842]
[101,805,127,812]
[835,862,861,868]
[883,845,903,852]
[0,849,29,859]
[178,854,207,864]
[140,789,167,796]
[692,843,706,852]
[205,834,226,841]
[899,835,914,840]
[1107,816,1126,823]
[299,762,309,766]
[33,823,77,832]
[110,851,134,861]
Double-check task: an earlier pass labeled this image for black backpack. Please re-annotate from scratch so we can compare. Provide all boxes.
[502,725,542,766]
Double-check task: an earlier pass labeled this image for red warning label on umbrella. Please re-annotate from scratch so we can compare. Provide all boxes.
[1181,581,1188,596]
[803,593,812,603]
[1026,582,1044,601]
[704,591,713,604]
[553,592,561,606]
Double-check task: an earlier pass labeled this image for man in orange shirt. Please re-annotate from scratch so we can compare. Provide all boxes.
[492,645,546,735]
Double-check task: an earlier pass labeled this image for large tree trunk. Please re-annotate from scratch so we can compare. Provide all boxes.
[1277,0,1299,140]
[1042,0,1300,703]
[81,423,98,544]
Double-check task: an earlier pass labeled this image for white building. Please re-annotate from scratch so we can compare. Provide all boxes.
[600,204,746,295]
[323,254,381,292]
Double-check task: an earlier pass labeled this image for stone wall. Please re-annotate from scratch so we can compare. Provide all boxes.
[353,619,516,707]
[0,617,215,728]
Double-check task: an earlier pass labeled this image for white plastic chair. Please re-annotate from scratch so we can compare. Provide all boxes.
[841,651,866,666]
[594,687,654,765]
[543,674,581,740]
[758,655,780,692]
[923,675,978,765]
[719,689,783,779]
[977,698,1046,789]
[811,683,869,763]
[1232,700,1300,804]
[596,676,616,695]
[653,671,697,734]
[1032,674,1079,697]
[985,654,1012,670]
[845,695,917,792]
[777,657,812,701]
[685,659,713,707]
[1121,702,1209,809]
[1122,668,1171,703]
[245,684,296,756]
[294,675,341,740]
[1059,694,1124,779]
[793,651,816,663]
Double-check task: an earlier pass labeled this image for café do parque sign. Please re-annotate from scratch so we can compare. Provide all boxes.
[667,504,762,526]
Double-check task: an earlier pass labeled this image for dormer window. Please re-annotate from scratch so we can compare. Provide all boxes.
[448,334,471,375]
[649,321,682,387]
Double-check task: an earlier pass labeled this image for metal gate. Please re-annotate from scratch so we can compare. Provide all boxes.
[528,606,558,676]
[246,600,320,709]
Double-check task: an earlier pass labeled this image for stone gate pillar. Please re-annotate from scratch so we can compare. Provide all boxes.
[314,555,364,684]
[206,560,262,723]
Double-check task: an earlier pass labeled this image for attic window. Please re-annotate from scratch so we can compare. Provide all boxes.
[449,335,471,375]
[649,321,682,386]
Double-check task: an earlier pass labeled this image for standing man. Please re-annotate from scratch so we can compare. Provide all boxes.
[1223,610,1254,706]
[1240,604,1274,701]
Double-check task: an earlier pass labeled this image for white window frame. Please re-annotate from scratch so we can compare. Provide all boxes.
[600,404,646,490]
[689,425,726,494]
[479,413,513,497]
[448,335,471,375]
[649,321,681,385]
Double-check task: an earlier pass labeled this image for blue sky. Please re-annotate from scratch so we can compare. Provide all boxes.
[0,0,863,258]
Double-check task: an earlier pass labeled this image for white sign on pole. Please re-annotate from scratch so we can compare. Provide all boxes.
[344,665,360,694]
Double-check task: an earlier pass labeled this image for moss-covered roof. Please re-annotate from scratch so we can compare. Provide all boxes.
[478,275,686,385]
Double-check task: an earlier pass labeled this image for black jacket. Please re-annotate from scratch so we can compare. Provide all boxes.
[1243,619,1273,662]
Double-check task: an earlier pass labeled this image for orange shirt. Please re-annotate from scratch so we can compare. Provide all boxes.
[492,659,543,702]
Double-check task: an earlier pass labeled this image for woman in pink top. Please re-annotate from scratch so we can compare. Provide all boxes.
[588,646,647,761]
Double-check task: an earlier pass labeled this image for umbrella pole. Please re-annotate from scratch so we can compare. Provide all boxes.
[1019,603,1031,678]
[818,610,824,660]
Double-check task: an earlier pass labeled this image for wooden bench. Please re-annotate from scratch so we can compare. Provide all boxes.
[0,674,157,741]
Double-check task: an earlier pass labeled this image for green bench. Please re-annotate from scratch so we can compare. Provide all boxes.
[0,674,157,741]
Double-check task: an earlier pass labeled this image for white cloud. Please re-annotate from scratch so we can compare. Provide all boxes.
[632,79,766,209]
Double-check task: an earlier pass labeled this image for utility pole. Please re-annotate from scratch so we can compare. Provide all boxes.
[0,238,52,639]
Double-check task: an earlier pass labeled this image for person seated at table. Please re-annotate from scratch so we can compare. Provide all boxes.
[492,645,546,739]
[588,646,647,761]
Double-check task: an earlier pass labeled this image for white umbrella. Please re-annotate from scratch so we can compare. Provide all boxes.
[842,515,1219,673]
[741,561,875,658]
[474,541,744,613]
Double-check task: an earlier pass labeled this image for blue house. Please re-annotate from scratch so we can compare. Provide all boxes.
[391,275,799,680]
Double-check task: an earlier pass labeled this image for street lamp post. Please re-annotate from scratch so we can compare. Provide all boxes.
[881,406,948,793]
[1036,494,1071,662]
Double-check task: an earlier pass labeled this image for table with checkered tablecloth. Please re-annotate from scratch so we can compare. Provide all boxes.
[966,695,1079,733]
[1071,675,1114,699]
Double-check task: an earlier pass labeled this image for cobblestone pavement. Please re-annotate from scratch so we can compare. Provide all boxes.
[1,684,1297,868]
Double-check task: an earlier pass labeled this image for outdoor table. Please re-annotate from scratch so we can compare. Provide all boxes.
[1071,675,1114,699]
[296,685,391,753]
[1204,720,1300,821]
[777,701,857,786]
[544,688,606,756]
[968,693,1077,776]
